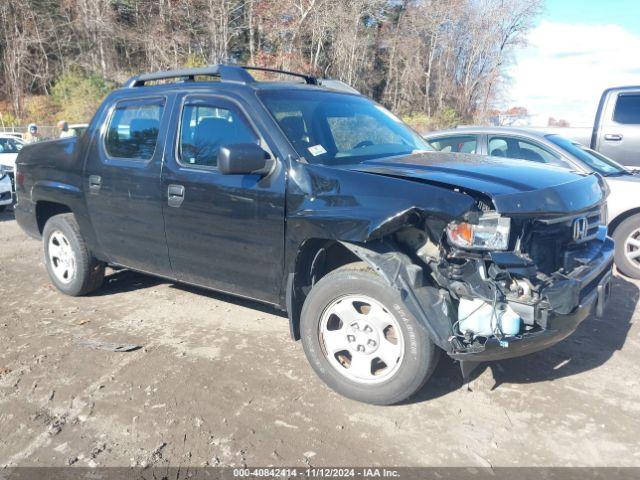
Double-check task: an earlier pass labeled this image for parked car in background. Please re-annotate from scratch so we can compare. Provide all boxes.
[0,169,12,212]
[539,86,640,168]
[0,133,25,193]
[425,127,640,279]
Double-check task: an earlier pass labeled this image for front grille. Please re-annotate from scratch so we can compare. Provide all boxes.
[538,207,603,243]
[524,206,603,275]
[536,206,602,244]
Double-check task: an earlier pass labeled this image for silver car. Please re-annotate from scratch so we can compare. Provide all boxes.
[425,127,640,279]
[0,134,25,193]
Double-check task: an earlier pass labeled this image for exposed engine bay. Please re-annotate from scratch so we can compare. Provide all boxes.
[393,201,613,358]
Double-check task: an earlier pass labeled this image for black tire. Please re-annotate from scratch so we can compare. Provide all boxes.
[300,262,439,405]
[0,205,6,213]
[612,213,640,279]
[42,213,105,296]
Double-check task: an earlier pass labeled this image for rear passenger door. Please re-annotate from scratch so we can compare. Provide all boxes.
[84,95,174,276]
[161,94,286,303]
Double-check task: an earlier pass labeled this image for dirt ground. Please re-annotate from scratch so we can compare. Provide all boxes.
[1,208,639,469]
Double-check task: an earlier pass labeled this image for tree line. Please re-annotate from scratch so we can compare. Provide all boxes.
[0,0,540,128]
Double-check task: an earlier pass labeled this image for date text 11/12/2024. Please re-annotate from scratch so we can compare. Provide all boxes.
[232,467,400,478]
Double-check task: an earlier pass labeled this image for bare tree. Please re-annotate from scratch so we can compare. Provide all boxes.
[0,0,541,126]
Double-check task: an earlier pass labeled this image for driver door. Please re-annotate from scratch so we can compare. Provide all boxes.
[161,94,286,303]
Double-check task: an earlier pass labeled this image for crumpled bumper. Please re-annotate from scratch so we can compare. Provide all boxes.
[449,235,614,362]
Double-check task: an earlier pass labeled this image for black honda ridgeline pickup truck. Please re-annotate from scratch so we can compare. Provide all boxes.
[15,65,614,404]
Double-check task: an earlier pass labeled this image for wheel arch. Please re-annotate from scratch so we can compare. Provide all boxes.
[286,239,363,340]
[35,200,73,234]
[30,180,103,259]
[285,237,454,352]
[608,207,640,234]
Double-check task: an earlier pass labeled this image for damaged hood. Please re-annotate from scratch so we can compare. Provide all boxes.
[342,152,605,215]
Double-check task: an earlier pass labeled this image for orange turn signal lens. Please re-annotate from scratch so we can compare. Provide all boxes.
[446,213,511,250]
[448,222,474,247]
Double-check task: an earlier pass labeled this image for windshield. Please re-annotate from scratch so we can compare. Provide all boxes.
[259,90,432,165]
[546,134,629,176]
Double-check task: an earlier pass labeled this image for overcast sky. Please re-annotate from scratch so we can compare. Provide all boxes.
[508,0,640,126]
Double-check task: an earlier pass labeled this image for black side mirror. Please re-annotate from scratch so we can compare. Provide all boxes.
[218,143,272,175]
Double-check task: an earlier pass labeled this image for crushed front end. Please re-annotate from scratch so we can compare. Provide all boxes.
[395,200,614,362]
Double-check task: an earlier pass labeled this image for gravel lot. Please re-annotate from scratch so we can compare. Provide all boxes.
[1,208,639,468]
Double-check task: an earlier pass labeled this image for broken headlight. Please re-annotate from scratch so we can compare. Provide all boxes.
[447,212,511,251]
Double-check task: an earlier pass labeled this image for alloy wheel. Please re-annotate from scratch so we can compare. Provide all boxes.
[625,228,640,267]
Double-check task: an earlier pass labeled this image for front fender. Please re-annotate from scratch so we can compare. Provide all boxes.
[338,240,455,351]
[286,162,476,244]
[281,162,477,335]
[281,162,476,303]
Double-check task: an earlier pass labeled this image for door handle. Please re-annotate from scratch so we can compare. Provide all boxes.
[604,133,623,141]
[88,175,101,194]
[167,184,185,208]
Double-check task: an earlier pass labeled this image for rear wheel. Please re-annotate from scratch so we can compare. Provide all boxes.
[613,214,640,279]
[0,205,6,213]
[300,263,439,405]
[43,213,105,296]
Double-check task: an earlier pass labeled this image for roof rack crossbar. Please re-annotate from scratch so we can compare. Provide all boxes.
[241,66,318,85]
[124,65,256,88]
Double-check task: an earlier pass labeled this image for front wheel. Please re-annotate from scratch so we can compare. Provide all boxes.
[43,213,105,296]
[612,214,640,279]
[300,263,439,405]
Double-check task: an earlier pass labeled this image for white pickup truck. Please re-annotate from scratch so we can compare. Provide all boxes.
[545,86,640,168]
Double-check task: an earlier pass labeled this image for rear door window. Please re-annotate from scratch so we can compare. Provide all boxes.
[428,135,478,153]
[105,98,165,160]
[613,94,640,124]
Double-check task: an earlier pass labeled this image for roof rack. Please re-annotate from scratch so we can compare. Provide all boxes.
[124,65,253,87]
[123,64,318,88]
[242,66,318,85]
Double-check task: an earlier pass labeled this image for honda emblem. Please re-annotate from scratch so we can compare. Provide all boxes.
[572,217,588,241]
